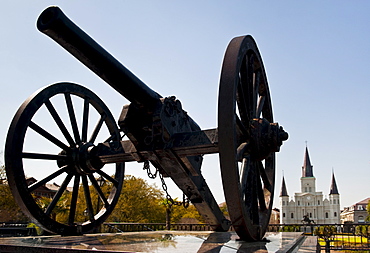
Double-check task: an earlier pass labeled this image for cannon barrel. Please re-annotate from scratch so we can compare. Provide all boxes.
[37,6,161,109]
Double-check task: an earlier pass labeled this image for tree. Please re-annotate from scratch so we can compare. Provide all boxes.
[366,199,370,222]
[108,175,166,223]
[35,192,71,223]
[170,204,204,224]
[0,183,29,222]
[0,165,6,184]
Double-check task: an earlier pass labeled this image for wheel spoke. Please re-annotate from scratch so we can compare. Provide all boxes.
[256,95,265,119]
[96,170,119,187]
[81,98,89,142]
[237,57,253,124]
[249,161,260,224]
[68,175,80,225]
[242,160,259,224]
[235,114,249,142]
[45,99,75,146]
[247,54,256,119]
[258,161,272,193]
[240,156,250,197]
[22,152,67,160]
[82,175,95,221]
[65,93,81,144]
[45,173,73,216]
[253,70,261,116]
[104,133,118,143]
[88,175,109,208]
[28,166,69,193]
[29,121,70,151]
[255,164,267,211]
[89,114,106,143]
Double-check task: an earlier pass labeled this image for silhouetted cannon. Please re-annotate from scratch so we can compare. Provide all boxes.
[5,6,288,241]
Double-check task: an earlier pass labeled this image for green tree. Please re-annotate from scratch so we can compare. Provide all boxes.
[366,199,370,222]
[36,193,71,223]
[170,204,204,223]
[108,175,166,223]
[0,165,6,184]
[0,183,29,222]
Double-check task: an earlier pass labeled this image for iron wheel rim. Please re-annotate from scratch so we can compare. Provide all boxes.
[218,35,275,241]
[5,82,124,235]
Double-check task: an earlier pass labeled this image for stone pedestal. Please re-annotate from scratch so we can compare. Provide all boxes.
[0,231,314,252]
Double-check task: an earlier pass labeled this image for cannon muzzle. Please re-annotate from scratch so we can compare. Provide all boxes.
[37,6,161,109]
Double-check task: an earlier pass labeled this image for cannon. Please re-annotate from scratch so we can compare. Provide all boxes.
[5,6,288,241]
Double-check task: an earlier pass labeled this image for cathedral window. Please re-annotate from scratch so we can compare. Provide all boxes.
[283,213,286,218]
[291,213,294,218]
[309,187,311,192]
[333,199,336,204]
[309,213,312,218]
[298,201,300,206]
[358,205,363,210]
[283,201,285,206]
[334,212,337,217]
[318,200,320,205]
[305,187,307,192]
[325,212,328,218]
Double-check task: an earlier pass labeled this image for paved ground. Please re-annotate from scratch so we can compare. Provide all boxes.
[0,231,307,252]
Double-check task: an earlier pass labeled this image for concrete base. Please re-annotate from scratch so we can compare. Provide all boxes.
[0,231,312,252]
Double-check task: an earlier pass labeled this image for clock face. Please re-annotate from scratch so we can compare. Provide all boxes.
[306,196,311,200]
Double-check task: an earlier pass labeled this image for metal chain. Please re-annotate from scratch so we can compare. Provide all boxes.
[143,160,189,208]
[143,160,158,179]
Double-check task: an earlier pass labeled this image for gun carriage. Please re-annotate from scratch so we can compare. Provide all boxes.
[5,6,288,241]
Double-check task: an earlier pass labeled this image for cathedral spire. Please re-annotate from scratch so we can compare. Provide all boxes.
[280,176,289,197]
[329,172,339,195]
[302,146,314,177]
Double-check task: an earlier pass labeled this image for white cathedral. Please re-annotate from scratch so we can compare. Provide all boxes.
[279,146,340,224]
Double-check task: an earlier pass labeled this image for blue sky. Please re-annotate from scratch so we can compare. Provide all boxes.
[1,1,369,212]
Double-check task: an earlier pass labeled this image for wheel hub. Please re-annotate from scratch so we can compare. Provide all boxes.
[58,143,104,175]
[247,118,288,160]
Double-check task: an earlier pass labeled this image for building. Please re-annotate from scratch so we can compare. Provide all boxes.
[280,146,341,224]
[340,198,369,223]
[26,177,70,198]
[269,208,280,224]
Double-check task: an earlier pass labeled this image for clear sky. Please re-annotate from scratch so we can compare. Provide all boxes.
[1,1,369,212]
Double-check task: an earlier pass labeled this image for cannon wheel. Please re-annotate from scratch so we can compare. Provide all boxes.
[218,35,275,241]
[5,82,124,235]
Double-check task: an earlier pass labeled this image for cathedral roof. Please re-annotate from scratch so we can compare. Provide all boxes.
[329,172,339,194]
[302,147,314,177]
[280,176,289,197]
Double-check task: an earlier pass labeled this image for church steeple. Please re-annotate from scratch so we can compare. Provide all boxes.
[280,176,288,197]
[302,146,314,177]
[329,172,339,195]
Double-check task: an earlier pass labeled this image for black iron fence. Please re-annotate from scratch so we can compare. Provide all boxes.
[1,221,369,252]
[103,222,212,233]
[268,223,370,251]
[0,223,36,237]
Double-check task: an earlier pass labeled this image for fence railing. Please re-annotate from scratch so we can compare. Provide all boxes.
[103,222,212,233]
[0,223,36,237]
[267,223,370,251]
[1,221,368,251]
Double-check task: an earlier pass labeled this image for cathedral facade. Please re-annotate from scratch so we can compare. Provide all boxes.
[279,147,340,224]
